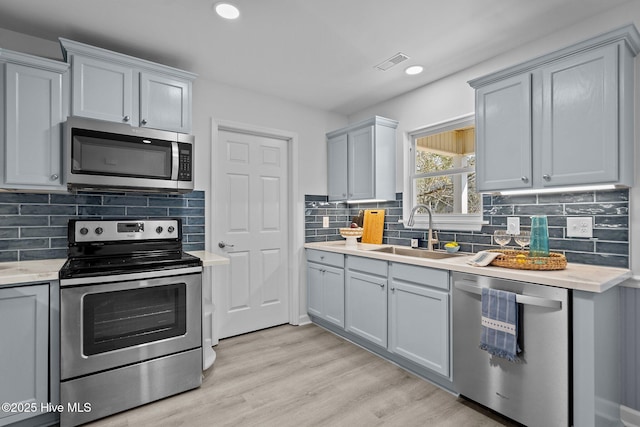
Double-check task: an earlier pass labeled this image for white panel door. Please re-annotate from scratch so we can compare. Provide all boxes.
[215,130,289,338]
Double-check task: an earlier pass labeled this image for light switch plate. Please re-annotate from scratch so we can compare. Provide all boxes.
[322,216,329,228]
[567,217,593,238]
[507,217,520,235]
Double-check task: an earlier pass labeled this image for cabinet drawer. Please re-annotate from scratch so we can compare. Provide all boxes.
[390,262,449,291]
[306,249,344,268]
[347,255,387,277]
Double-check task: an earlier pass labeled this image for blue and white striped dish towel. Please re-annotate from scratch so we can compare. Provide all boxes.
[479,287,521,362]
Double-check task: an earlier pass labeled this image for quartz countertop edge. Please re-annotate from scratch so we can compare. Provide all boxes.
[0,251,230,286]
[187,251,230,267]
[304,241,631,293]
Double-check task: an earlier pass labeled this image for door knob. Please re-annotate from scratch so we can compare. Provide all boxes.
[218,241,235,249]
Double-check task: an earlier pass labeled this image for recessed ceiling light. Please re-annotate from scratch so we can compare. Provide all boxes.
[214,2,240,19]
[405,65,424,75]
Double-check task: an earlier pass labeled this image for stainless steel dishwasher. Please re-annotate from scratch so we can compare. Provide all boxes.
[452,272,570,427]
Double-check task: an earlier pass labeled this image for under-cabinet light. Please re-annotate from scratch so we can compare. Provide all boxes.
[496,184,617,196]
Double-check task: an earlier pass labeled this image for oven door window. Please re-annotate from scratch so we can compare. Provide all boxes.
[83,284,186,356]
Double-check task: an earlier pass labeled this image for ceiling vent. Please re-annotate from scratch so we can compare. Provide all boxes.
[374,52,410,71]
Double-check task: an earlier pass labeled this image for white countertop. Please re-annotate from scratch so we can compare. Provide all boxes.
[0,251,229,286]
[187,251,230,267]
[0,258,66,286]
[305,241,631,293]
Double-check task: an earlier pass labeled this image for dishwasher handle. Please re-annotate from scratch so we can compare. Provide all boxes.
[454,280,563,309]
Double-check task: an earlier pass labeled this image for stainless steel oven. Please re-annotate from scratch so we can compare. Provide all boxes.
[59,219,202,427]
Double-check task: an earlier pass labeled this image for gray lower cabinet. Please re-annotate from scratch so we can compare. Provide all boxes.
[1,50,68,191]
[306,250,345,328]
[0,283,50,426]
[345,256,388,348]
[388,263,450,376]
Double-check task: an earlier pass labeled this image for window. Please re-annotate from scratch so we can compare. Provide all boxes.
[405,114,485,231]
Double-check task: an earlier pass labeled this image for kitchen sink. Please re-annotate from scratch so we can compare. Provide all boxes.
[370,246,464,259]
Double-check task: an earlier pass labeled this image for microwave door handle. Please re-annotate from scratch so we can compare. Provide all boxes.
[171,142,179,180]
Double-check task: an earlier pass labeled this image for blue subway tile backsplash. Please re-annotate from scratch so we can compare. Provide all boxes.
[0,190,205,261]
[305,189,629,268]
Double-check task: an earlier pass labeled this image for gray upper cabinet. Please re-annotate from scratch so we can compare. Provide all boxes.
[68,54,134,124]
[0,283,50,426]
[471,25,640,192]
[326,116,397,202]
[475,74,532,192]
[60,38,196,133]
[0,49,69,191]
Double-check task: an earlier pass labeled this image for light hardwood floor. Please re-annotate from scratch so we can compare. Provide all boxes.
[87,324,517,426]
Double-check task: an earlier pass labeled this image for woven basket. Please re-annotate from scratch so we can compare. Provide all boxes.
[487,249,567,271]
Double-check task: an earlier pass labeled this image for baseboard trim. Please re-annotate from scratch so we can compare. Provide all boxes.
[297,314,311,325]
[621,405,640,427]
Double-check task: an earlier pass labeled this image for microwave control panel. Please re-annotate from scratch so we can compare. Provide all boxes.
[178,143,192,181]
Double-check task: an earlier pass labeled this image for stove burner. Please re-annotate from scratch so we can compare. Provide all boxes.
[59,218,202,280]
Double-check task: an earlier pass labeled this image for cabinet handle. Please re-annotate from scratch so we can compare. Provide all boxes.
[543,174,551,181]
[123,115,130,122]
[141,119,148,125]
[342,193,347,197]
[378,283,385,289]
[50,174,59,181]
[521,176,529,183]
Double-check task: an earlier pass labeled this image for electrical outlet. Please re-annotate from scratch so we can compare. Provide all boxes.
[567,217,593,238]
[507,217,520,235]
[322,216,329,228]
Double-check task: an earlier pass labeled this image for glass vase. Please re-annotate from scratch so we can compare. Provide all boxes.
[529,215,549,257]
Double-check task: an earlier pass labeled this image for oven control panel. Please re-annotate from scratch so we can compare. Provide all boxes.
[73,219,180,242]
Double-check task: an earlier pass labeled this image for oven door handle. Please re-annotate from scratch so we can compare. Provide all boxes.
[454,281,563,309]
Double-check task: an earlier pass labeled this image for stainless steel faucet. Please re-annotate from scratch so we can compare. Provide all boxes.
[407,204,438,251]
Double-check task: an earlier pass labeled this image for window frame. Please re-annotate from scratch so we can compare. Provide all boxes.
[403,113,486,232]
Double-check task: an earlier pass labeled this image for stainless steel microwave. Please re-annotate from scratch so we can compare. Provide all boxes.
[64,116,194,194]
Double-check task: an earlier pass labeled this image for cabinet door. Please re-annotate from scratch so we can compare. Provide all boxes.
[71,55,134,124]
[345,270,387,347]
[140,72,191,133]
[348,126,375,200]
[4,64,64,189]
[475,73,532,191]
[540,44,619,187]
[323,265,344,328]
[307,262,324,318]
[389,279,449,376]
[327,133,348,201]
[0,284,49,426]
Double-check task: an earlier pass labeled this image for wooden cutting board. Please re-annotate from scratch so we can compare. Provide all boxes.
[361,209,385,244]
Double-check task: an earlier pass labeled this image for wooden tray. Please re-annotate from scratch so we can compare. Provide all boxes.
[487,249,567,271]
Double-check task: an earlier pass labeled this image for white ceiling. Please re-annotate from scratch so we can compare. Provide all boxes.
[0,0,631,115]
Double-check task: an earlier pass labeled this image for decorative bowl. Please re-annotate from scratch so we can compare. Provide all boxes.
[339,227,363,247]
[445,245,460,254]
